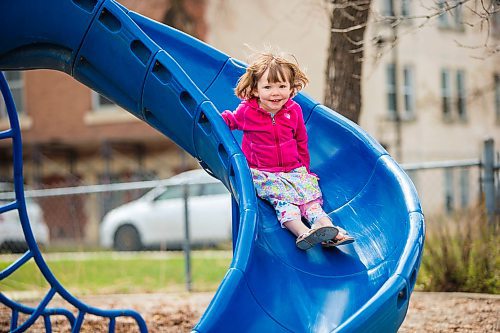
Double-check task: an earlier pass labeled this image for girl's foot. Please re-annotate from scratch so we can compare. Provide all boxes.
[321,227,355,247]
[295,226,338,250]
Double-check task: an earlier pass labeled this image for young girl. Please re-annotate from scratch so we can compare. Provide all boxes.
[222,52,354,250]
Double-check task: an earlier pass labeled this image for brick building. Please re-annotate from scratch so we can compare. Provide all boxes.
[0,0,205,242]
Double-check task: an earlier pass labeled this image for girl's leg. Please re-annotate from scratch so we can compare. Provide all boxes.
[314,216,334,228]
[272,200,338,249]
[301,200,350,241]
[271,200,307,237]
[283,219,310,238]
[300,199,331,228]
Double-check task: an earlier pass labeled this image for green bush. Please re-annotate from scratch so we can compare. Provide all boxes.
[417,206,499,293]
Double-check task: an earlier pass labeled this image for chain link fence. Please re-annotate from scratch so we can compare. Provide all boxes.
[402,139,499,222]
[1,175,233,253]
[403,160,482,215]
[1,141,498,250]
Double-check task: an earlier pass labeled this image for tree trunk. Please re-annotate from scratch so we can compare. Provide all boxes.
[324,0,371,124]
[162,0,207,39]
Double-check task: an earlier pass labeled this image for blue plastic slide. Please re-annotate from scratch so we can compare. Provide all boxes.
[0,1,425,332]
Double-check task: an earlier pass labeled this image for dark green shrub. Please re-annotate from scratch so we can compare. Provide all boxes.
[417,206,499,293]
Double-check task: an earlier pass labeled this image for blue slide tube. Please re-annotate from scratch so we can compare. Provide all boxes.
[0,1,424,332]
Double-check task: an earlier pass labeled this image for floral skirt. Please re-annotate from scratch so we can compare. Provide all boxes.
[251,166,322,205]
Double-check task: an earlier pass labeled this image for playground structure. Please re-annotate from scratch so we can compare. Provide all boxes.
[0,1,425,332]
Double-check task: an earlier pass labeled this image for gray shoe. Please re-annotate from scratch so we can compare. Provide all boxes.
[295,226,339,250]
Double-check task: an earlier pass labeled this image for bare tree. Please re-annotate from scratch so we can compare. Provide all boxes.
[373,0,499,59]
[324,0,499,124]
[162,0,207,39]
[324,1,371,124]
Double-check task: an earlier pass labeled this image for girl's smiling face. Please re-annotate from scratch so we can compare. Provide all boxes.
[254,69,292,114]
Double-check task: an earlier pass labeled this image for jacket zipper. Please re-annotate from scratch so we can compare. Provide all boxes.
[271,114,283,167]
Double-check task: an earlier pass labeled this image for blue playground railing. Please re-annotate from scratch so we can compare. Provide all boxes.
[0,72,149,333]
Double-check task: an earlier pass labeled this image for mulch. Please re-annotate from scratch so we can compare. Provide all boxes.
[0,291,498,332]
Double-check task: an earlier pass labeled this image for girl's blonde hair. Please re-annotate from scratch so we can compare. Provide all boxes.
[234,52,309,100]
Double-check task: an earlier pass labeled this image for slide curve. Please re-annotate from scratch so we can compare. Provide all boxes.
[0,1,425,332]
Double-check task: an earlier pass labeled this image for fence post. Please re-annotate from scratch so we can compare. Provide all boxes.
[483,138,496,224]
[180,151,193,292]
[183,182,192,292]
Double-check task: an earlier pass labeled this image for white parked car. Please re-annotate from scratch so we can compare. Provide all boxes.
[99,169,232,251]
[0,198,50,253]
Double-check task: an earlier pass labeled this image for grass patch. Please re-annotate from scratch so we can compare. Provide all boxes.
[0,251,232,295]
[417,206,499,293]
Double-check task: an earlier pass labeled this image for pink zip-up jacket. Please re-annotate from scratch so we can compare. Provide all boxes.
[221,98,310,173]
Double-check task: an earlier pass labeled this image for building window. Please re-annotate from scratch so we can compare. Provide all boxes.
[441,69,452,119]
[403,66,415,119]
[456,70,466,120]
[441,68,467,122]
[381,0,394,16]
[437,0,463,30]
[492,1,500,37]
[401,0,411,17]
[92,91,115,111]
[0,71,25,119]
[453,0,463,27]
[386,63,398,118]
[438,0,450,27]
[381,0,411,18]
[85,90,134,125]
[495,74,500,123]
[386,63,416,120]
